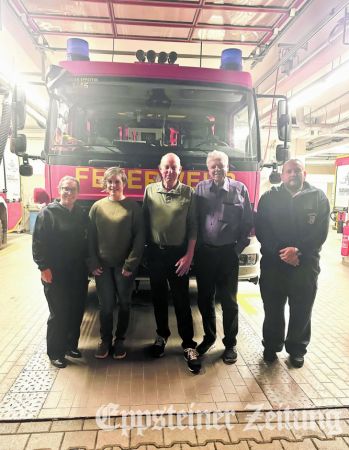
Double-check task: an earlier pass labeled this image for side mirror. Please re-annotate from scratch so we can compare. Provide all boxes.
[275,144,290,163]
[10,134,27,155]
[269,164,281,184]
[13,87,26,131]
[19,154,33,177]
[19,163,33,177]
[277,99,291,142]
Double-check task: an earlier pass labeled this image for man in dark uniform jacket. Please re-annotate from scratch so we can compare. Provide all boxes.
[255,159,330,368]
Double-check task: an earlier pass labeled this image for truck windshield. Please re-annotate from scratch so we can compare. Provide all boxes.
[48,80,258,161]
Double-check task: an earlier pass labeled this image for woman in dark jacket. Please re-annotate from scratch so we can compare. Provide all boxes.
[32,176,88,368]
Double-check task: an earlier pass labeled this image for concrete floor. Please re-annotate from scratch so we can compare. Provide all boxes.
[0,229,349,449]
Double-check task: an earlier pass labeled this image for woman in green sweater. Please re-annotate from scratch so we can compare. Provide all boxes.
[88,167,144,359]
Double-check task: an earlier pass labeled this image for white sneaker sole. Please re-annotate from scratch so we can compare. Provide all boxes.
[94,351,109,359]
[113,352,127,359]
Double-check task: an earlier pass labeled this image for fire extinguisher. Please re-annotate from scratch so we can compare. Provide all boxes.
[338,211,347,233]
[341,223,349,256]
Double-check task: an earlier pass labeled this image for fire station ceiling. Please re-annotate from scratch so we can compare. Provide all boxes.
[9,0,307,53]
[3,0,349,164]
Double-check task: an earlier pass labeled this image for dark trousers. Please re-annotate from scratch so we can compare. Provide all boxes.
[195,244,239,348]
[44,266,87,359]
[147,244,196,349]
[95,265,135,344]
[259,261,319,357]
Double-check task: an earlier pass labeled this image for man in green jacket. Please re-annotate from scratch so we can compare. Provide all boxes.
[143,153,201,374]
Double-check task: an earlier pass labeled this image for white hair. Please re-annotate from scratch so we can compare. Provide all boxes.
[206,150,229,168]
[159,152,181,167]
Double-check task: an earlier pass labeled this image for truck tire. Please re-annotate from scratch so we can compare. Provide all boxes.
[0,219,5,250]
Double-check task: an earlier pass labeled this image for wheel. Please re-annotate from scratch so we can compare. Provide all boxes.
[0,219,5,250]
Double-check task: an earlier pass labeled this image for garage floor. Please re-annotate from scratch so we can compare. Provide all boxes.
[0,229,349,449]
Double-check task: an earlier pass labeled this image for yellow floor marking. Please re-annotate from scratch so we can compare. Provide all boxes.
[237,292,260,315]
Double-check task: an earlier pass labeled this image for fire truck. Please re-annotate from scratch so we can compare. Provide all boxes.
[0,85,25,248]
[15,40,291,280]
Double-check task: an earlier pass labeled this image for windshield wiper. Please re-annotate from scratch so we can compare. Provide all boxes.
[52,144,121,154]
[195,137,232,150]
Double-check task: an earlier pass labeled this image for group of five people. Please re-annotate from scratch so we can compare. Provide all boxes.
[32,151,329,372]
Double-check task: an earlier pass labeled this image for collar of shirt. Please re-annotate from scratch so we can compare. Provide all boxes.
[282,181,310,198]
[209,177,229,194]
[156,181,182,195]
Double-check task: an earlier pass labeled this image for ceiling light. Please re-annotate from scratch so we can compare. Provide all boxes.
[289,60,349,110]
[0,59,48,113]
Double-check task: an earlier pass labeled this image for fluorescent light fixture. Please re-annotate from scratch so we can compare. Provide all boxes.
[289,60,349,110]
[197,29,225,41]
[306,142,349,157]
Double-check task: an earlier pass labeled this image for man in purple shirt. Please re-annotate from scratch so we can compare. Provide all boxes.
[195,150,253,364]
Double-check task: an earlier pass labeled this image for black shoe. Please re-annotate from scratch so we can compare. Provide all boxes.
[50,358,67,369]
[222,346,237,364]
[290,355,304,368]
[95,341,111,359]
[263,349,278,363]
[184,348,201,373]
[197,340,215,356]
[66,349,82,358]
[150,335,167,358]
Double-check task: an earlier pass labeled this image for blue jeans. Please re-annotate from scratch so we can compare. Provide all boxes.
[95,265,134,344]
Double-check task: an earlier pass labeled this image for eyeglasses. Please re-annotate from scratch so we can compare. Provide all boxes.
[60,186,77,193]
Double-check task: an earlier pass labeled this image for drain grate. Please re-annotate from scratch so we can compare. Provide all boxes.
[0,391,48,419]
[10,370,56,393]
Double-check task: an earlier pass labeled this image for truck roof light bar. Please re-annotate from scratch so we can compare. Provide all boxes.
[136,49,146,62]
[146,50,156,63]
[158,52,168,64]
[168,51,177,64]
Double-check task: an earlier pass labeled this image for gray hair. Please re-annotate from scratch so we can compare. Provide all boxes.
[58,176,80,192]
[102,167,128,189]
[206,150,229,168]
[282,158,305,173]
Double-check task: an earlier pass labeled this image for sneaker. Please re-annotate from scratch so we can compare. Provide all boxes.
[113,340,127,359]
[95,341,110,359]
[222,346,238,365]
[184,348,201,374]
[289,355,304,368]
[150,335,167,358]
[263,349,278,363]
[197,339,215,356]
[50,358,67,369]
[66,349,82,358]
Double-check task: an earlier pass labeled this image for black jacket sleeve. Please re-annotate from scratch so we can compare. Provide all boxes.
[255,192,280,256]
[32,208,51,271]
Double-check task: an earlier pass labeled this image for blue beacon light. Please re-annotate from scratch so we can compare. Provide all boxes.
[220,48,242,71]
[67,38,90,61]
